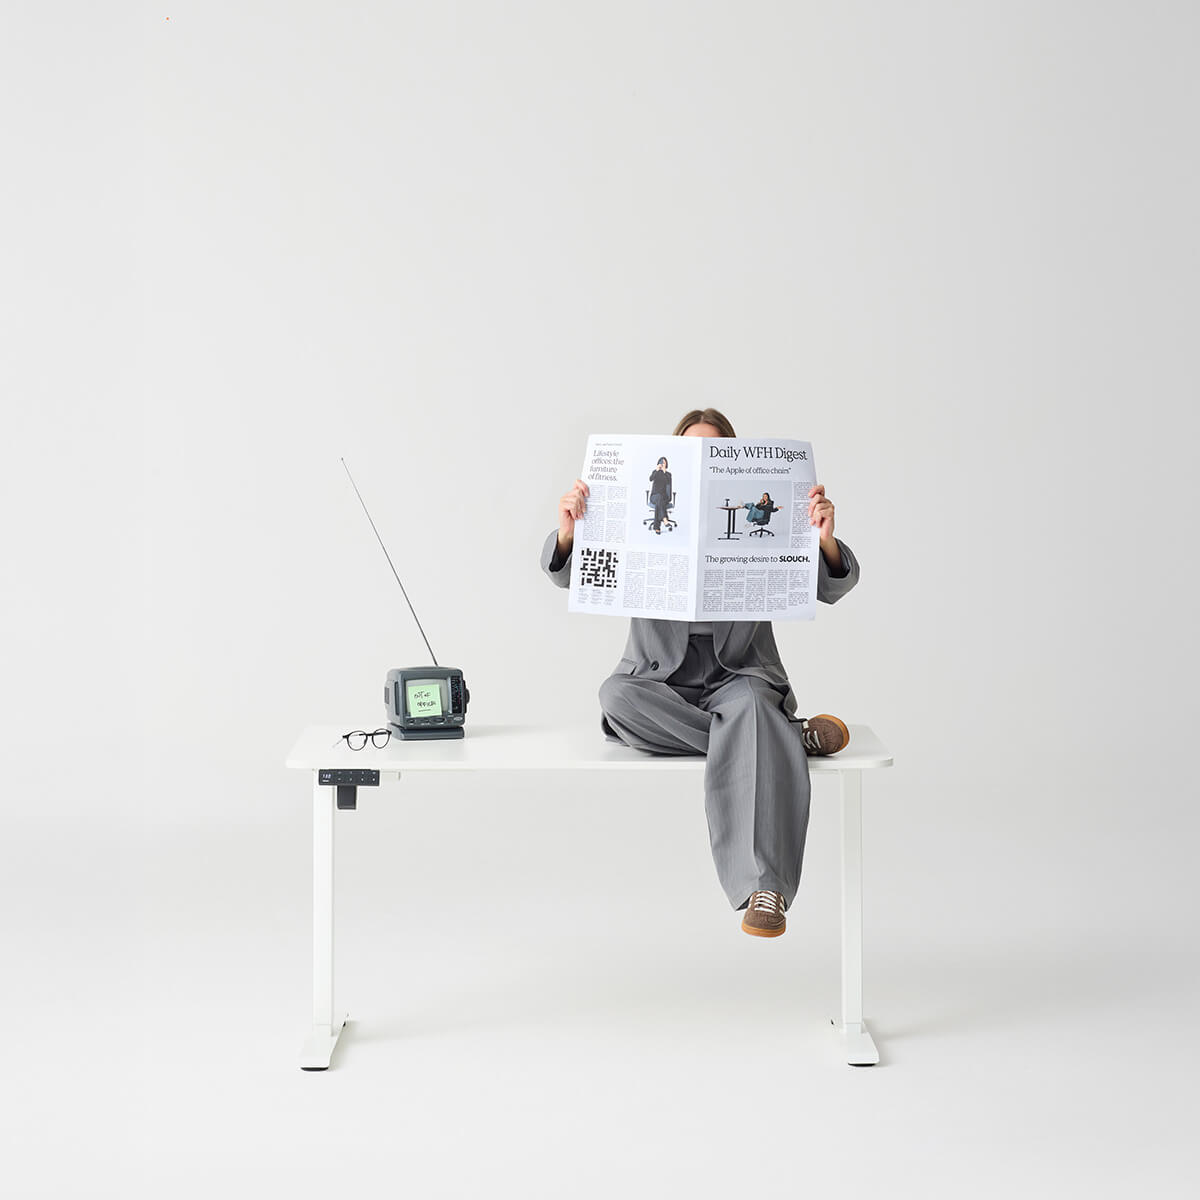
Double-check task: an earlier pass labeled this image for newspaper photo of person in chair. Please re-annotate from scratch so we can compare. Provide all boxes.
[743,492,780,537]
[647,456,675,534]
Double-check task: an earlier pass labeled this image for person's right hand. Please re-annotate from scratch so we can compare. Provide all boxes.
[557,479,589,554]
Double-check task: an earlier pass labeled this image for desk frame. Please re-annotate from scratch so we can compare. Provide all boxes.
[289,724,891,1070]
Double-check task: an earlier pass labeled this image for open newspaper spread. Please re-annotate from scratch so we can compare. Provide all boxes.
[567,434,820,621]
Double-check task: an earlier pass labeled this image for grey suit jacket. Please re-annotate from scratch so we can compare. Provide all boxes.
[539,530,860,717]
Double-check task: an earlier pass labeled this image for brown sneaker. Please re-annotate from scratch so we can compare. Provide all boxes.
[799,713,850,756]
[741,890,787,937]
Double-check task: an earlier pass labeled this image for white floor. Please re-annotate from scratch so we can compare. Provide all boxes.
[11,771,1198,1199]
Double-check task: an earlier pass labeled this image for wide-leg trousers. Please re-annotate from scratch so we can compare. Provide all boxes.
[650,491,670,530]
[597,633,811,911]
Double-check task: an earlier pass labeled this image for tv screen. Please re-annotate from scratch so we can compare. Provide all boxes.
[405,679,444,718]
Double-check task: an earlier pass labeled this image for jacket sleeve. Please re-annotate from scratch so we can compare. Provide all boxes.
[540,529,572,589]
[817,537,860,604]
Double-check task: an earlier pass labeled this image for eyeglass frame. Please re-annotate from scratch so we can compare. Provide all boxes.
[333,728,393,750]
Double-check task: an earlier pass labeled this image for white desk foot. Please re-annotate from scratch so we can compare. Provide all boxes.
[300,1015,348,1071]
[832,1019,879,1066]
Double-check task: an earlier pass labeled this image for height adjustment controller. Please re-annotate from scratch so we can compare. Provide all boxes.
[318,768,380,811]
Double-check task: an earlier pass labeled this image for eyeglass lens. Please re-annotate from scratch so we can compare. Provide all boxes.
[345,729,391,750]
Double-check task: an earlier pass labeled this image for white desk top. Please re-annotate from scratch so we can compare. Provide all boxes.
[286,723,893,773]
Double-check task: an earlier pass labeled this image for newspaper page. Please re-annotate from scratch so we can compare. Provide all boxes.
[566,434,819,621]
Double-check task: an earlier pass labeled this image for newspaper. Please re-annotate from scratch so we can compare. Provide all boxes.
[566,434,821,621]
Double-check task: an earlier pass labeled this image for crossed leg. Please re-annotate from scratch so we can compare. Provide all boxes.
[598,673,811,909]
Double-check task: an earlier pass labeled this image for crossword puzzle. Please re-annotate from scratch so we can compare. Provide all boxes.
[578,547,619,588]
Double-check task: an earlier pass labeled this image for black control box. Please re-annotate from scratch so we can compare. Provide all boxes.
[319,768,379,811]
[318,769,381,787]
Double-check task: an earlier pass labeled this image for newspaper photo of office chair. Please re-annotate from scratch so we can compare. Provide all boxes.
[645,489,678,533]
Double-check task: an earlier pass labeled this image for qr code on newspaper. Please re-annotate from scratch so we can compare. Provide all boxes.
[578,547,619,588]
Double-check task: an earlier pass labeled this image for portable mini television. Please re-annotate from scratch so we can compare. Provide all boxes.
[342,459,471,742]
[384,666,469,740]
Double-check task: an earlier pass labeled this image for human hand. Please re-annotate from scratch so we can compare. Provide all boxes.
[558,479,589,553]
[808,484,836,546]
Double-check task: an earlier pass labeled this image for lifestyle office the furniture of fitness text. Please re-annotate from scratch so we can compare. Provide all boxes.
[285,721,894,1070]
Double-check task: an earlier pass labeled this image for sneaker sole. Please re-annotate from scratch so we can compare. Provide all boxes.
[812,713,850,754]
[741,920,786,937]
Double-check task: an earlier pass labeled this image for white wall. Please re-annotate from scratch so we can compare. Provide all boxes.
[5,1,1198,939]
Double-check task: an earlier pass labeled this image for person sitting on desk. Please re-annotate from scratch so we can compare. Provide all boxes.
[540,407,860,939]
[648,456,672,533]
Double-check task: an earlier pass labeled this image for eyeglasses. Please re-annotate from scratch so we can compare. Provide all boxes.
[334,728,392,750]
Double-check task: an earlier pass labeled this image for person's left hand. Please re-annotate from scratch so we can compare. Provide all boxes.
[808,484,836,545]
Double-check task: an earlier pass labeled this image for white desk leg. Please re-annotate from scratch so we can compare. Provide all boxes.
[834,769,879,1066]
[300,773,347,1070]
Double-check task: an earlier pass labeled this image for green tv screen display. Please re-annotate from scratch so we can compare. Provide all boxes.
[405,680,444,718]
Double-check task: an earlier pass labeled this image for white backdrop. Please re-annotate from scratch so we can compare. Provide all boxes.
[8,0,1194,897]
[4,2,1198,1194]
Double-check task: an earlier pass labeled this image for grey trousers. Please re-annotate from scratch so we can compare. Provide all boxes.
[597,634,811,911]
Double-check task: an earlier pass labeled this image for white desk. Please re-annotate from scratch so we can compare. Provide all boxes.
[286,722,893,1069]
